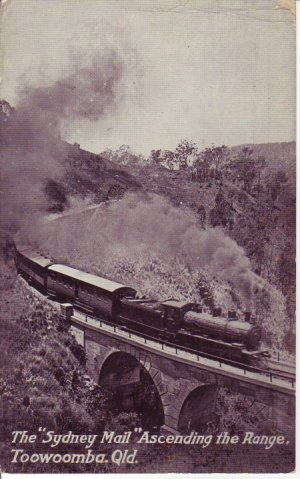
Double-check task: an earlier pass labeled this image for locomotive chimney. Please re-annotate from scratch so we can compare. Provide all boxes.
[244,311,251,322]
[228,310,237,320]
[213,307,222,317]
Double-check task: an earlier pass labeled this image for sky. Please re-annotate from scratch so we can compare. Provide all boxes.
[0,0,295,155]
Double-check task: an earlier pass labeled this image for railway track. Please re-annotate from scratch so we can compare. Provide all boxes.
[264,358,296,382]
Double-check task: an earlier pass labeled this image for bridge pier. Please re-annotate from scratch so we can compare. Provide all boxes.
[143,367,218,432]
[80,325,219,432]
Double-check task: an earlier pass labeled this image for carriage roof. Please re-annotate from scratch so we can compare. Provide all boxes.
[48,264,136,294]
[19,249,54,268]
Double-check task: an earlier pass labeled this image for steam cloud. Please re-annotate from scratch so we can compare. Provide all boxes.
[0,51,124,229]
[31,192,264,305]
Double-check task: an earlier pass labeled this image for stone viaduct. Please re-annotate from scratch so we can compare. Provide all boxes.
[67,313,295,436]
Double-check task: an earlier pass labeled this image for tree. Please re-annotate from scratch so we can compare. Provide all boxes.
[194,158,209,182]
[235,146,257,193]
[0,99,14,123]
[173,139,198,170]
[197,205,206,227]
[194,145,229,182]
[149,149,162,165]
[202,145,228,170]
[268,169,289,202]
[209,191,233,228]
[274,170,288,184]
[215,191,225,205]
[163,150,175,170]
[101,145,145,168]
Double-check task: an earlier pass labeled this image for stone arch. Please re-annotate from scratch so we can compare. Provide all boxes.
[98,351,165,428]
[178,384,218,433]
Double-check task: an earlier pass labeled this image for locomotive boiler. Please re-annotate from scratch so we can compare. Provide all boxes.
[183,310,262,350]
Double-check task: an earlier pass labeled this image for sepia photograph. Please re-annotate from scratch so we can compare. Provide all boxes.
[0,0,296,474]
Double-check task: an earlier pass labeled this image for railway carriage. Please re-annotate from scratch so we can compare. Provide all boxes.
[15,249,53,291]
[47,264,136,318]
[47,265,76,301]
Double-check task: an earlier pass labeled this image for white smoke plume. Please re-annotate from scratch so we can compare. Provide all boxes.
[31,192,263,301]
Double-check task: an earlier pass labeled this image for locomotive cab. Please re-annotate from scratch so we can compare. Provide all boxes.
[161,300,198,336]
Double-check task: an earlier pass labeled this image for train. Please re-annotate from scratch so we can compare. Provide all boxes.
[14,245,270,365]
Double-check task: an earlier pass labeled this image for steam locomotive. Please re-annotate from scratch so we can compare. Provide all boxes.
[14,246,269,364]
